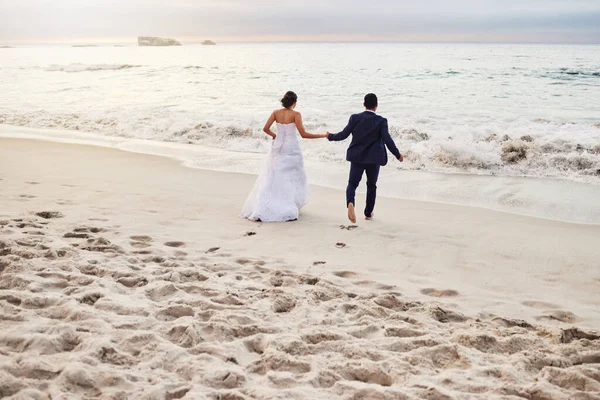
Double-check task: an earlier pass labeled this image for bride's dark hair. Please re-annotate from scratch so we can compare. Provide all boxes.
[281,91,297,108]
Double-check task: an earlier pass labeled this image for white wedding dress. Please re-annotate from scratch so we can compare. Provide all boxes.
[241,122,309,222]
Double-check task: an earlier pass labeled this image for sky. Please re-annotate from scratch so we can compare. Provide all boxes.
[0,0,599,44]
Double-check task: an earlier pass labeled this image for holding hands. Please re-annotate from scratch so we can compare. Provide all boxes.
[273,132,327,139]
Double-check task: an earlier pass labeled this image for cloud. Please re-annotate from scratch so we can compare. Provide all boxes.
[0,0,598,43]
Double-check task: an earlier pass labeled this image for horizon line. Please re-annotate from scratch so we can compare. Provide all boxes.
[1,34,599,46]
[2,39,600,46]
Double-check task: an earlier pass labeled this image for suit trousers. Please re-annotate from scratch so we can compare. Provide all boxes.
[346,162,381,217]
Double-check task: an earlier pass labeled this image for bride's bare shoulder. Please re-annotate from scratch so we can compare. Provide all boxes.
[273,108,288,117]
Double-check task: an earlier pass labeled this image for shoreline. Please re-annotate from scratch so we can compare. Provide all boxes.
[2,124,599,225]
[1,137,599,398]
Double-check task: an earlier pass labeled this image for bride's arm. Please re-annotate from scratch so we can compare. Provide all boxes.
[295,113,327,139]
[263,112,277,139]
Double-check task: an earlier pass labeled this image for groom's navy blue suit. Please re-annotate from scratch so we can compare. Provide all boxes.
[328,110,401,217]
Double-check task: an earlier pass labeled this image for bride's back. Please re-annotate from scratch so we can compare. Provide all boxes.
[274,108,297,125]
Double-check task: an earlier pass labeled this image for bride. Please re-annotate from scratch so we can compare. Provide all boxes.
[241,91,327,222]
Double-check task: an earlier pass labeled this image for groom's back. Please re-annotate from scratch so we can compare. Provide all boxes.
[346,111,387,164]
[350,111,384,141]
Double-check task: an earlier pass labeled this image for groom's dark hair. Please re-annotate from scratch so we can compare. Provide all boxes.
[364,93,378,110]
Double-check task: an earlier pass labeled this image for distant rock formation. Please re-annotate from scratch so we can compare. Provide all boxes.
[201,40,216,45]
[138,37,181,46]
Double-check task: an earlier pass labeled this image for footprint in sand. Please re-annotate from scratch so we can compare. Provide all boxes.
[19,194,36,199]
[36,211,64,219]
[117,276,149,288]
[245,231,257,237]
[130,235,153,248]
[64,232,90,239]
[491,317,533,329]
[333,271,359,279]
[313,261,326,266]
[26,181,40,185]
[130,235,153,242]
[349,279,395,291]
[376,283,397,290]
[335,242,347,249]
[206,247,220,253]
[536,310,579,323]
[144,255,166,264]
[339,225,358,231]
[428,305,468,323]
[333,362,393,387]
[164,241,185,248]
[16,222,42,229]
[0,294,23,307]
[132,250,152,255]
[272,295,296,313]
[269,276,284,287]
[145,283,181,302]
[236,258,266,267]
[353,280,378,287]
[420,288,460,298]
[130,241,151,249]
[298,275,320,285]
[560,328,600,344]
[350,325,384,339]
[522,300,560,309]
[16,239,40,248]
[81,237,123,254]
[74,227,104,233]
[78,293,104,306]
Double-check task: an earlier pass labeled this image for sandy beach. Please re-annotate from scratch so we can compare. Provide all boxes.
[1,138,599,399]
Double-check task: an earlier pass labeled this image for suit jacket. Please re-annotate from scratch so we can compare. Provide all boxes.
[327,111,401,166]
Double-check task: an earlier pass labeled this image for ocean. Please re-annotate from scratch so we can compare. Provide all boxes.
[1,43,599,222]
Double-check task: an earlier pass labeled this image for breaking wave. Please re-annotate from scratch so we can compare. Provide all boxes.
[1,111,598,183]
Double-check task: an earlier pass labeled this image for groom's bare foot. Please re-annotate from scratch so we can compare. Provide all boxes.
[365,213,374,220]
[347,203,356,224]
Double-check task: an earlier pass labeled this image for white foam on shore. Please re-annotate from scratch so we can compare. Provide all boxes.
[1,111,599,184]
[2,124,599,225]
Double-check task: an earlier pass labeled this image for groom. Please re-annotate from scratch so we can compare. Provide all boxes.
[327,93,403,223]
